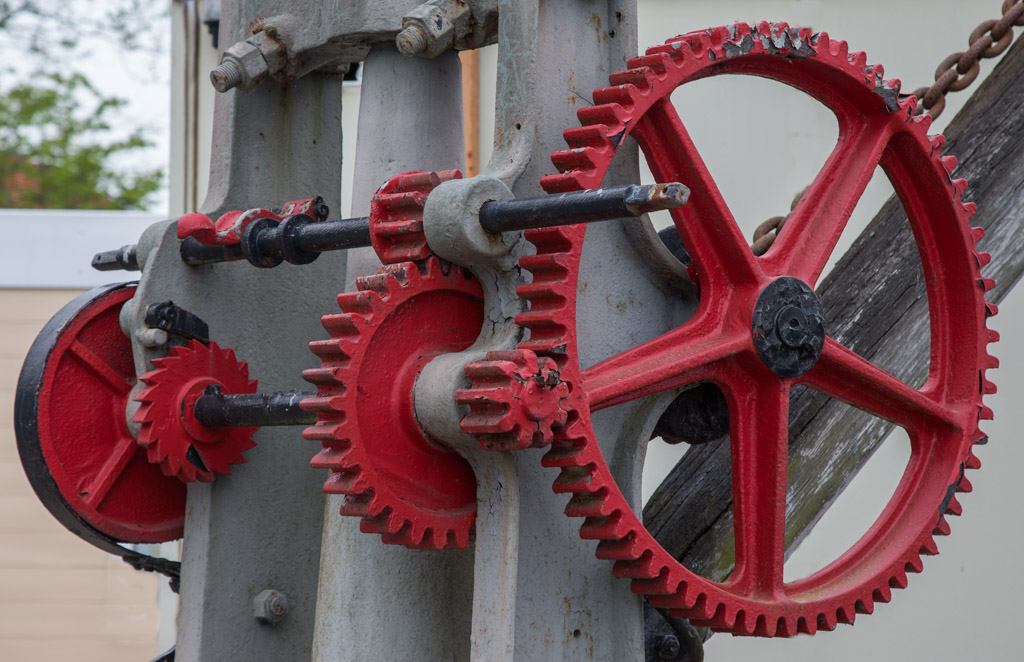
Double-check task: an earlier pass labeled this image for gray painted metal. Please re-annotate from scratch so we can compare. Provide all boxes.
[410,1,700,660]
[311,44,476,662]
[121,1,703,659]
[120,1,345,659]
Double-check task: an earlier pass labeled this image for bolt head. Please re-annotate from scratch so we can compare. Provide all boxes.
[253,589,288,624]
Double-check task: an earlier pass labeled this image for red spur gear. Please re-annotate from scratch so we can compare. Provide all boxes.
[369,169,462,264]
[134,340,258,482]
[456,349,571,451]
[502,22,997,637]
[301,257,483,550]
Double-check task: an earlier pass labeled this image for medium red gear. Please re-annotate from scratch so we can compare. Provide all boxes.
[509,22,997,637]
[457,349,570,451]
[369,169,462,264]
[302,257,483,550]
[134,340,258,483]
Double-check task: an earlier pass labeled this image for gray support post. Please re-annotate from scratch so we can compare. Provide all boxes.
[475,2,698,659]
[311,44,474,662]
[122,2,345,660]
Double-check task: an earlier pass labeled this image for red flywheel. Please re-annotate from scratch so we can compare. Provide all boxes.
[467,22,997,637]
[15,283,186,543]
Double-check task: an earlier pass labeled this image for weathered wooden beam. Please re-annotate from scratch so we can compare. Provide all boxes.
[644,37,1024,581]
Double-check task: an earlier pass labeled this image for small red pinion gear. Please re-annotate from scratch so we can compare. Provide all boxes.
[134,340,258,483]
[457,349,571,450]
[509,22,997,637]
[369,169,462,263]
[301,257,484,550]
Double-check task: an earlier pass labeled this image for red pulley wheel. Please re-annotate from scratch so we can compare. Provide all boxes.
[15,282,186,543]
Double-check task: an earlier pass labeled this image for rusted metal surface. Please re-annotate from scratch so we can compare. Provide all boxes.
[913,0,1024,119]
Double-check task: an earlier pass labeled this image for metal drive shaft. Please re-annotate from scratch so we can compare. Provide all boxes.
[192,386,315,428]
[93,182,689,271]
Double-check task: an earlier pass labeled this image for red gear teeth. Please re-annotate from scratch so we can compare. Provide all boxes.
[456,349,571,451]
[302,257,483,550]
[369,170,462,264]
[514,22,997,637]
[134,340,258,483]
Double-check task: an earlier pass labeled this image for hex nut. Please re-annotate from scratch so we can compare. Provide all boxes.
[398,0,470,59]
[212,41,269,92]
[253,589,289,625]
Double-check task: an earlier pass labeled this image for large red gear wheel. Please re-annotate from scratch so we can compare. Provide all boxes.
[134,340,258,482]
[302,257,483,550]
[503,22,996,637]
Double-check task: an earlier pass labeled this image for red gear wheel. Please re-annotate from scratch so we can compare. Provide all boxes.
[15,283,185,543]
[369,169,462,264]
[134,340,258,482]
[509,22,997,637]
[457,349,570,451]
[302,257,483,550]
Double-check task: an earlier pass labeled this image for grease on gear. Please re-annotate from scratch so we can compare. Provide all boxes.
[508,21,996,637]
[301,257,483,550]
[135,340,258,483]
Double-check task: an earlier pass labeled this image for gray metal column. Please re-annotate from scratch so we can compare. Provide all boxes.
[123,1,345,659]
[482,1,696,659]
[311,44,475,662]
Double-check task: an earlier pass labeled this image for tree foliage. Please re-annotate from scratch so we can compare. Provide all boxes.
[0,72,163,209]
[0,1,166,210]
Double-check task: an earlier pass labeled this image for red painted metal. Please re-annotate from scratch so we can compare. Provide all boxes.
[302,257,483,549]
[33,285,186,542]
[368,169,462,263]
[177,207,281,246]
[134,340,258,482]
[457,349,570,450]
[503,22,996,637]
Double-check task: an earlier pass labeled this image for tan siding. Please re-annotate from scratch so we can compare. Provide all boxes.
[0,289,160,661]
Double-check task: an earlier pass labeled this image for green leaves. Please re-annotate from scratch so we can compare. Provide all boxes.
[0,71,163,209]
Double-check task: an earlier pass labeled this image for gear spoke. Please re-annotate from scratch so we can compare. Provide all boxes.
[761,118,894,286]
[582,312,748,412]
[798,337,962,434]
[724,369,790,600]
[632,99,762,291]
[69,339,133,395]
[81,435,138,508]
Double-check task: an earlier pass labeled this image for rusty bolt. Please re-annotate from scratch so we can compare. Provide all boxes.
[263,24,278,38]
[210,41,269,93]
[396,26,428,56]
[210,60,243,93]
[253,589,288,625]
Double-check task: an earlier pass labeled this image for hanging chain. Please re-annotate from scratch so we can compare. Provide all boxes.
[913,0,1024,119]
[752,0,1024,252]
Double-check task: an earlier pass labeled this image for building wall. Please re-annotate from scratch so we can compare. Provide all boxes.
[0,289,161,662]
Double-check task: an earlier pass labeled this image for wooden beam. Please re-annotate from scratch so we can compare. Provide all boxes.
[644,37,1024,581]
[460,49,481,177]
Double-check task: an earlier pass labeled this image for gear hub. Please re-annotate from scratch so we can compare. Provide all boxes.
[302,257,484,549]
[751,277,826,378]
[501,22,996,637]
[134,340,258,482]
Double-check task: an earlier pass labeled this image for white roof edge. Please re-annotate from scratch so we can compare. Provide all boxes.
[0,209,166,289]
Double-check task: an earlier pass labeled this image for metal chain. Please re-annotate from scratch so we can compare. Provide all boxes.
[752,0,1024,252]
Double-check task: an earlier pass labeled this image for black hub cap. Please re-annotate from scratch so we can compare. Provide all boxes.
[751,277,826,378]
